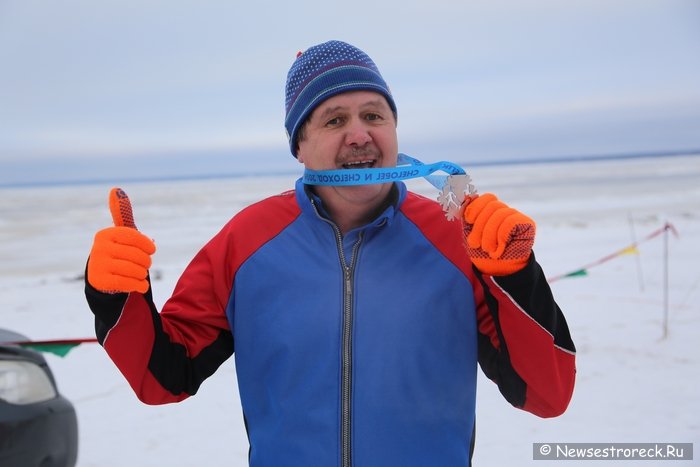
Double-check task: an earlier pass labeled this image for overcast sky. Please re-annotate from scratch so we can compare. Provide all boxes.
[1,0,699,185]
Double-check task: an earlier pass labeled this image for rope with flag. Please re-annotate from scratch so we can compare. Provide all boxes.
[547,222,678,283]
[1,337,99,357]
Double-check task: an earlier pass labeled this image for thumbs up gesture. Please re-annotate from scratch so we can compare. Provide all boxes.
[87,188,156,294]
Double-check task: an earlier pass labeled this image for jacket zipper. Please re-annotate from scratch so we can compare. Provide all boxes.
[309,198,363,467]
[340,234,362,467]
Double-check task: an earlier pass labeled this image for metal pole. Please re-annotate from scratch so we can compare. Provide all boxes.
[662,222,669,339]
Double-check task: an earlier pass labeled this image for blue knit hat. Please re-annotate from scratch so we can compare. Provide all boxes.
[284,40,397,157]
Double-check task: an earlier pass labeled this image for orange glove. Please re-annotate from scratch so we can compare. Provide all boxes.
[87,188,156,293]
[462,193,535,276]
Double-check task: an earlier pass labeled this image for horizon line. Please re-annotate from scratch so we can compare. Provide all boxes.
[2,148,699,190]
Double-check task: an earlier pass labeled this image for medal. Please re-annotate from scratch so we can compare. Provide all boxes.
[438,174,478,221]
[303,153,478,221]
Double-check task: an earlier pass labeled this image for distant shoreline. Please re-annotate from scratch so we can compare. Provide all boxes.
[459,148,700,168]
[3,148,698,190]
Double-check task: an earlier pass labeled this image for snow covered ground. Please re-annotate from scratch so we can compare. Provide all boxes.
[1,154,699,466]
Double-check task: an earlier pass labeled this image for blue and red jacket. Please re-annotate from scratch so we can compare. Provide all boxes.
[86,179,576,466]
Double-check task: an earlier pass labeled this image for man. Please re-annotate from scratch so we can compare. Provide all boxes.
[86,40,575,466]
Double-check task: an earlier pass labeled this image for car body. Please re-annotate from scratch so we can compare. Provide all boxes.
[0,328,78,467]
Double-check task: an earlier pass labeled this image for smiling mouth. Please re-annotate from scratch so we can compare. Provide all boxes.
[342,159,376,169]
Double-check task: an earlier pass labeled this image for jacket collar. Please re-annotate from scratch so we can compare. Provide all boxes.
[295,178,406,232]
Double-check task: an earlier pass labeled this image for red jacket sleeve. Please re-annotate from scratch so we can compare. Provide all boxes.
[85,191,300,405]
[85,245,235,405]
[399,192,575,417]
[471,253,576,417]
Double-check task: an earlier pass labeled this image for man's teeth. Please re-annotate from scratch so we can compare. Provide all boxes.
[342,160,375,169]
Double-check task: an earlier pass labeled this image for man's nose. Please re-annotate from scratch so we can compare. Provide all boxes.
[344,119,372,146]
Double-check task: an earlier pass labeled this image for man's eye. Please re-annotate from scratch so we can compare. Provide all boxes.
[365,113,382,121]
[326,117,343,126]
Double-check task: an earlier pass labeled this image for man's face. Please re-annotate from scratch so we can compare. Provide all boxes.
[297,90,398,208]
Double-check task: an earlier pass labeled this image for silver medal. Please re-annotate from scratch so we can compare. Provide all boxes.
[437,174,477,221]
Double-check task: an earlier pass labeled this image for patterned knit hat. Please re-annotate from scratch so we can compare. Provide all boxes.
[284,40,397,157]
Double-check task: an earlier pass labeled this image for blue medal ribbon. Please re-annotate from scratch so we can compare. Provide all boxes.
[302,153,465,191]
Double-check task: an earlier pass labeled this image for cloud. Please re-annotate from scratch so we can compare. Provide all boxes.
[1,0,699,178]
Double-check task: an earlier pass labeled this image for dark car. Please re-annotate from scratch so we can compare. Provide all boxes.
[0,329,78,467]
